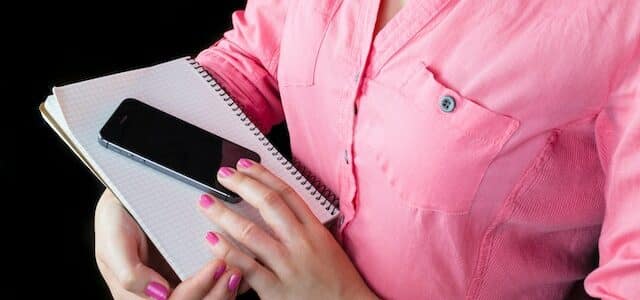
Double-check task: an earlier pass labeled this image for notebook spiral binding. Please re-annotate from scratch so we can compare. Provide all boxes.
[188,59,339,216]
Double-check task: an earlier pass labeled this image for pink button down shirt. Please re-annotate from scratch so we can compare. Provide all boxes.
[196,1,640,298]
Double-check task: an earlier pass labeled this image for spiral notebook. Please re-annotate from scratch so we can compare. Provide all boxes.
[40,57,339,279]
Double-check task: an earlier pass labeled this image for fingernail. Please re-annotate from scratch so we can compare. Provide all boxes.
[144,281,168,300]
[199,194,215,208]
[228,274,242,292]
[237,158,255,168]
[218,167,235,177]
[213,263,226,281]
[205,232,219,246]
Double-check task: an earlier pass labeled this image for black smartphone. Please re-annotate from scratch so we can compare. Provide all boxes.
[98,98,260,203]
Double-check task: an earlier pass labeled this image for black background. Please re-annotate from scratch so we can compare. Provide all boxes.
[5,1,293,298]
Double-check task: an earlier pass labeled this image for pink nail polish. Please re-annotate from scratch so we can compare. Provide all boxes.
[218,167,235,177]
[237,158,255,168]
[228,274,242,292]
[144,281,168,300]
[205,232,219,246]
[199,194,214,208]
[213,263,226,281]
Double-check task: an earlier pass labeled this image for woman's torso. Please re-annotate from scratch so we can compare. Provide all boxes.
[274,0,638,298]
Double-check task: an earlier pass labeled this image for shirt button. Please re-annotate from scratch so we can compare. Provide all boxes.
[354,71,360,83]
[439,95,456,112]
[344,149,349,164]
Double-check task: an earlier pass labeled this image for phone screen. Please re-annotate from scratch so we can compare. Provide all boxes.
[99,98,261,202]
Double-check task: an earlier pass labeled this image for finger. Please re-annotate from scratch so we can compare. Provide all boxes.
[236,158,317,225]
[216,167,302,239]
[204,266,243,300]
[204,231,278,293]
[199,194,284,266]
[95,190,171,300]
[170,259,227,299]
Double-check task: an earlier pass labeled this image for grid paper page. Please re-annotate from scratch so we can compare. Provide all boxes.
[51,57,337,279]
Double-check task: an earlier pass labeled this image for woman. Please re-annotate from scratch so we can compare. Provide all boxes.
[94,0,640,299]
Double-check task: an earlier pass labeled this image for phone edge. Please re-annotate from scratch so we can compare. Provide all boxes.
[97,135,242,204]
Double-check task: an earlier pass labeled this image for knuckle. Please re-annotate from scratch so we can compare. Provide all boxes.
[262,190,282,207]
[239,222,259,244]
[216,208,235,227]
[215,207,229,221]
[293,234,314,253]
[255,165,272,178]
[277,248,295,272]
[279,185,297,199]
[275,244,290,260]
[217,242,232,262]
[207,203,224,220]
[235,174,251,189]
[280,261,297,279]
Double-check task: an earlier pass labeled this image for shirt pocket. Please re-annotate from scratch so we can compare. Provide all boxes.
[375,63,520,214]
[277,1,339,87]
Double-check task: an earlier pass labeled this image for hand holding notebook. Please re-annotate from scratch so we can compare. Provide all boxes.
[40,57,339,280]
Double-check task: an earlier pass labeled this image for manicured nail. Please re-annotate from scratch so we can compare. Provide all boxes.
[228,274,242,292]
[205,232,219,246]
[218,167,235,177]
[237,158,255,168]
[144,281,168,300]
[199,194,214,208]
[213,263,226,281]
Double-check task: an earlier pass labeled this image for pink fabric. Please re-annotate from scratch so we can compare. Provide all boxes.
[196,1,640,299]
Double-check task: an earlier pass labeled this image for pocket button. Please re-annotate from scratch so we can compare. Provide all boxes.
[439,95,456,113]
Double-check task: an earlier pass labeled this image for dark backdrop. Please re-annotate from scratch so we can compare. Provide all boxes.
[6,1,293,298]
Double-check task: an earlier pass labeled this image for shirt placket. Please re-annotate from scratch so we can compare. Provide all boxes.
[335,0,452,238]
[336,0,380,238]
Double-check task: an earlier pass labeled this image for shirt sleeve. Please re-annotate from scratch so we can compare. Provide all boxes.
[584,45,640,299]
[195,0,287,133]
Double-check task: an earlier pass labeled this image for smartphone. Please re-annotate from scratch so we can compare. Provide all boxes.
[98,98,260,203]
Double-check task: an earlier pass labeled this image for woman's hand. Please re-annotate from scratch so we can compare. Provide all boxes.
[198,159,377,300]
[95,190,243,299]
